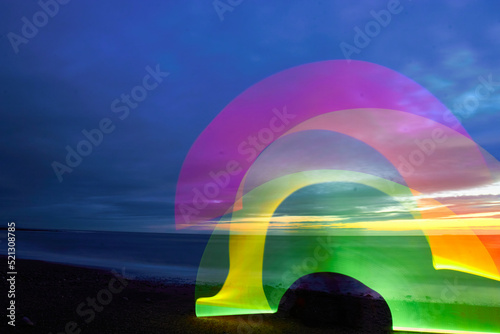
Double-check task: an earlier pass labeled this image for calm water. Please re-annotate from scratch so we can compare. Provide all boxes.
[1,230,499,298]
[0,230,210,282]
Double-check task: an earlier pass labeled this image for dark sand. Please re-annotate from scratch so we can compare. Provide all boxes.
[1,257,415,334]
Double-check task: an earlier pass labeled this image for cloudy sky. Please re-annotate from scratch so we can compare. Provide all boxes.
[1,0,499,232]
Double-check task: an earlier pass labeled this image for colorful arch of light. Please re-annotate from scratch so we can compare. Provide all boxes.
[175,60,500,333]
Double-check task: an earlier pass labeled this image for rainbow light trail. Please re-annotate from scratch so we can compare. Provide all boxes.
[175,60,500,333]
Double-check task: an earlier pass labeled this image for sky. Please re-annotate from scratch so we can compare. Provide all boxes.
[1,0,500,233]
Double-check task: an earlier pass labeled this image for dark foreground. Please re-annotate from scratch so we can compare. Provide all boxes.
[1,257,415,334]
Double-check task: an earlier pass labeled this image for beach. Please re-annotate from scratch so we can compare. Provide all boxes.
[2,257,397,334]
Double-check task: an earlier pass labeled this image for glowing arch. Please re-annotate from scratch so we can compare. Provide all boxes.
[197,169,419,316]
[176,60,500,333]
[196,169,499,318]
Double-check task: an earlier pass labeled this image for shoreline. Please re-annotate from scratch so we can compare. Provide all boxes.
[1,256,407,333]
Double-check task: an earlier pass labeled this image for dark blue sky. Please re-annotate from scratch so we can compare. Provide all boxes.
[1,0,499,232]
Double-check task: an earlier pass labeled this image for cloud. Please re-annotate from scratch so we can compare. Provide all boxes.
[1,0,500,233]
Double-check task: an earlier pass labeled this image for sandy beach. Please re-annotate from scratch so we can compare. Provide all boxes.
[1,256,403,334]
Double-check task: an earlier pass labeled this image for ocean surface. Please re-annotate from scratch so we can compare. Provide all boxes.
[0,229,210,282]
[1,229,499,304]
[2,229,499,332]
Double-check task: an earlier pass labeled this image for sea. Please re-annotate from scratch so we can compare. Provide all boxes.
[1,229,499,305]
[0,229,210,283]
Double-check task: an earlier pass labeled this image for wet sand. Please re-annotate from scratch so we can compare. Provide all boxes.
[1,257,414,334]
